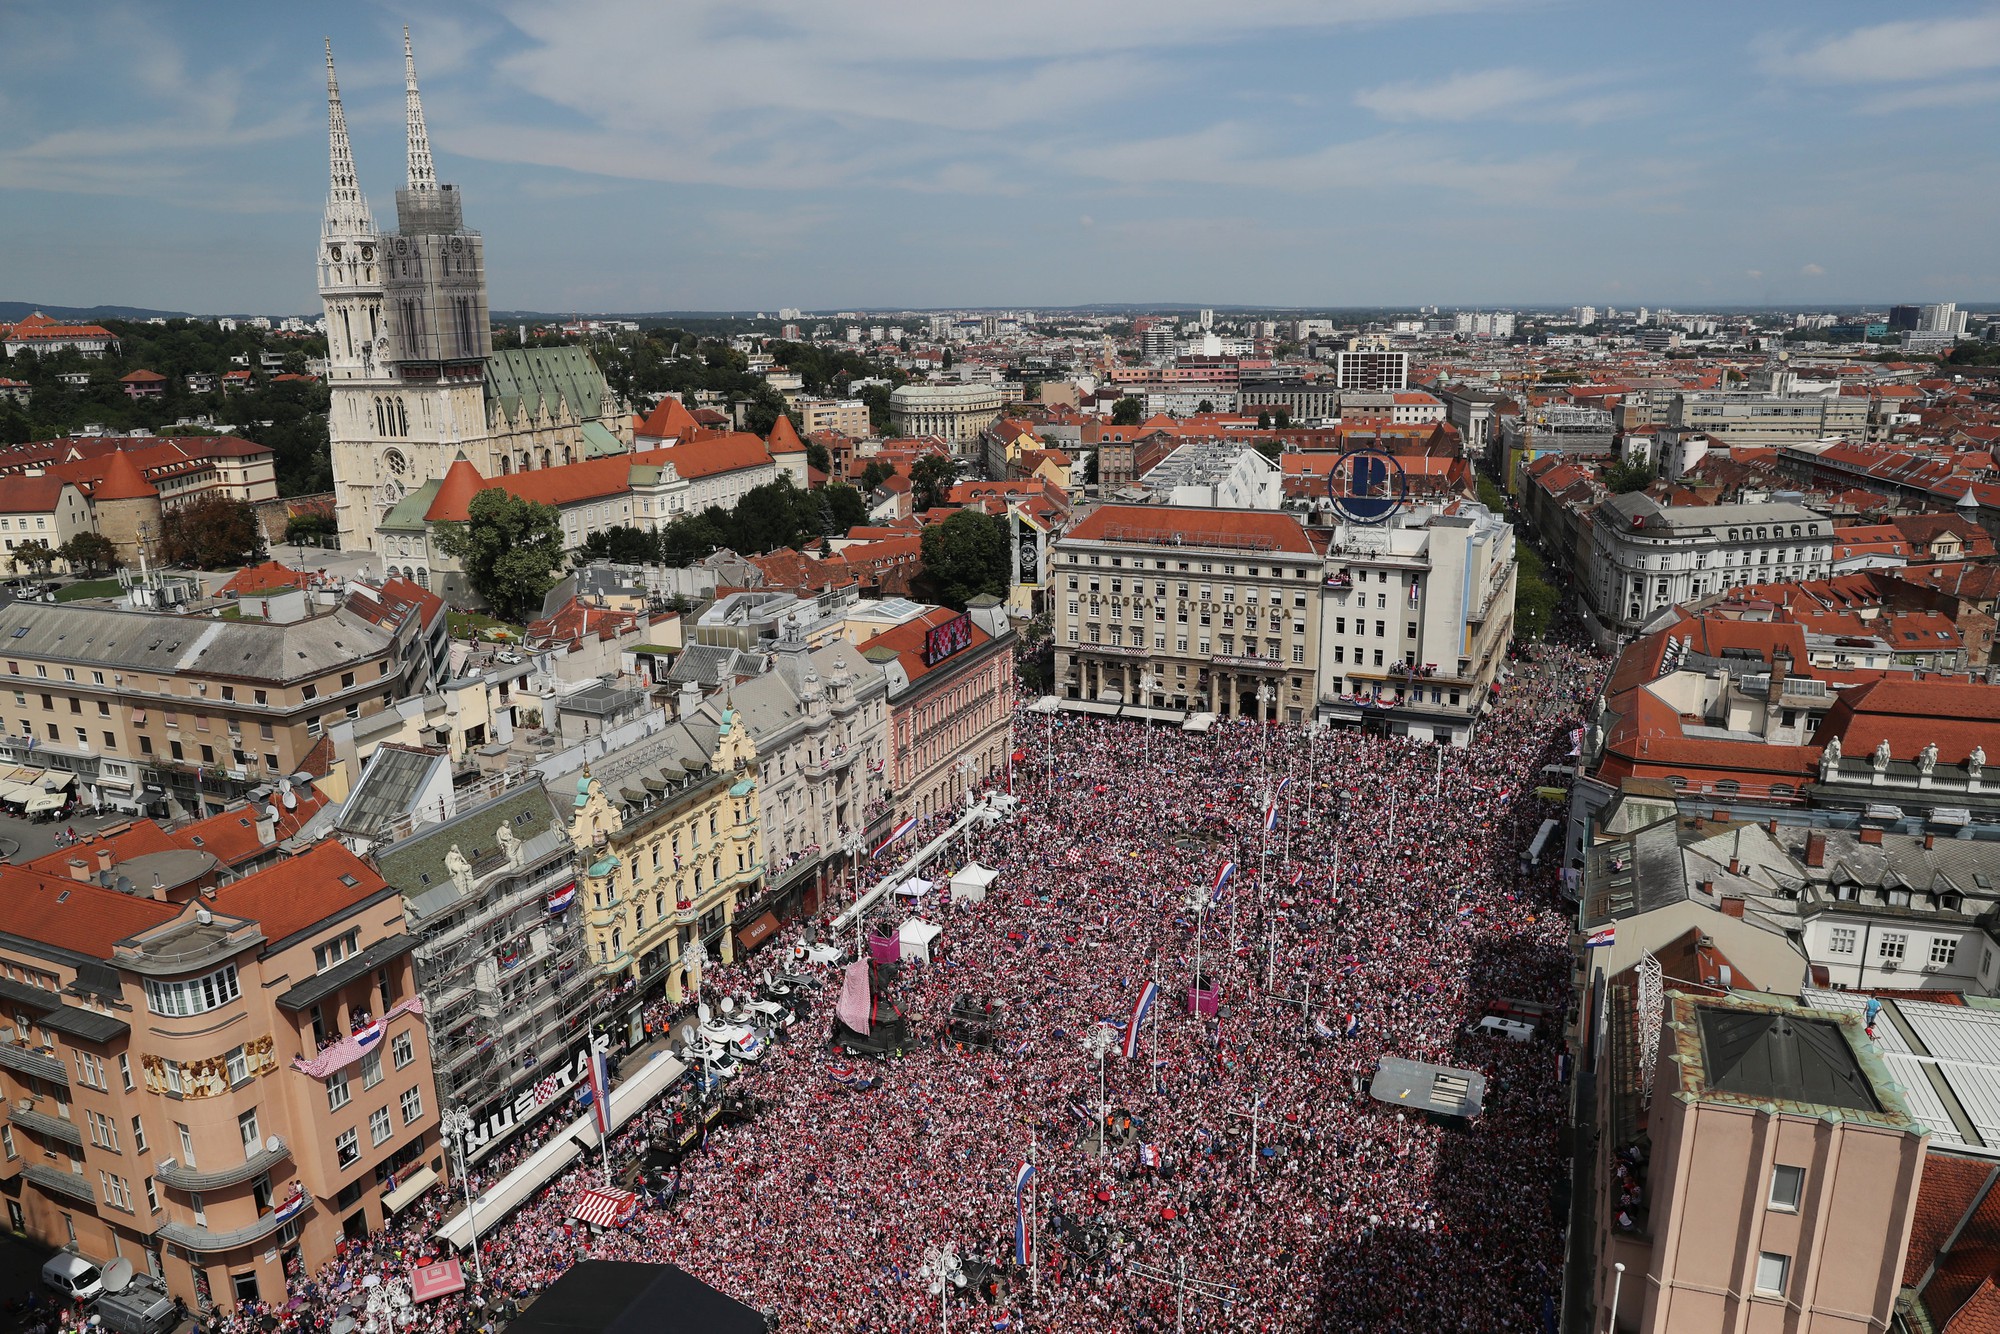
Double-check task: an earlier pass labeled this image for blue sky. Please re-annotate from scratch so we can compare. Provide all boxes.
[4,1,2000,315]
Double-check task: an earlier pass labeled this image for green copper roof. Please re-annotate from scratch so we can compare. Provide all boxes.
[378,479,442,532]
[581,419,624,458]
[729,778,754,797]
[484,346,613,427]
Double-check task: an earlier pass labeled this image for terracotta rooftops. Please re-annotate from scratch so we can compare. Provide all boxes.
[1065,503,1316,556]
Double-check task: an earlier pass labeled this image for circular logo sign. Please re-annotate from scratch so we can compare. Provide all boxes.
[1326,448,1409,525]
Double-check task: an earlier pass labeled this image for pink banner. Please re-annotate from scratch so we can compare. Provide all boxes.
[835,960,872,1036]
[291,996,426,1078]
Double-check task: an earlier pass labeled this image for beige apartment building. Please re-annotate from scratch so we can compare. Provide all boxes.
[1593,987,1925,1333]
[0,841,439,1307]
[1053,505,1325,722]
[796,396,871,438]
[0,601,421,817]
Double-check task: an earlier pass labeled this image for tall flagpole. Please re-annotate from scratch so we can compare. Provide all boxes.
[1151,957,1162,1094]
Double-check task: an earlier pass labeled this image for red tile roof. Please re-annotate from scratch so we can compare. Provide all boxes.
[219,560,309,596]
[859,605,997,684]
[662,433,774,480]
[1816,678,2000,766]
[634,396,701,442]
[0,866,178,958]
[210,841,389,945]
[0,474,74,515]
[1065,503,1315,555]
[767,415,806,455]
[87,447,156,500]
[424,458,490,522]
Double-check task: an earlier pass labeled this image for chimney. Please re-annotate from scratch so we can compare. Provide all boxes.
[1729,857,1741,875]
[1771,648,1793,696]
[1805,831,1827,867]
[1699,879,1715,896]
[1860,827,1884,845]
[677,681,703,720]
[94,847,114,874]
[1720,896,1746,918]
[1925,833,1937,850]
[1768,818,1779,836]
[65,858,91,883]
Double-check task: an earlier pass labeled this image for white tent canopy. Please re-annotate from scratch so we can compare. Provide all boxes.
[897,918,942,963]
[950,863,998,905]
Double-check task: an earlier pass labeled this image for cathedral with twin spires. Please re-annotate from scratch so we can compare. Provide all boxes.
[319,31,629,561]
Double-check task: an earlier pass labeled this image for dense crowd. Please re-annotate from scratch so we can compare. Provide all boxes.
[35,640,1603,1334]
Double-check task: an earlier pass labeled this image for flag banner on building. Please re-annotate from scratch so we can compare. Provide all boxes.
[352,1018,385,1052]
[1585,924,1616,948]
[273,1186,310,1225]
[547,881,577,914]
[1138,1143,1162,1169]
[1013,1161,1036,1265]
[872,816,918,858]
[586,1047,612,1136]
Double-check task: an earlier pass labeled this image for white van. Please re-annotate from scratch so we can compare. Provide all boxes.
[1471,1016,1536,1043]
[42,1252,104,1302]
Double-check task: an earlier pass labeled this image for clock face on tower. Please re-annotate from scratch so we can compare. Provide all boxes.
[328,244,342,262]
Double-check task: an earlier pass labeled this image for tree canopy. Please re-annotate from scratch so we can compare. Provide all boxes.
[1111,396,1144,426]
[918,509,1008,610]
[432,488,566,623]
[909,454,957,512]
[157,494,266,570]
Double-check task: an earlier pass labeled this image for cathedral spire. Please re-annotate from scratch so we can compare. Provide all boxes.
[323,39,373,237]
[403,26,437,193]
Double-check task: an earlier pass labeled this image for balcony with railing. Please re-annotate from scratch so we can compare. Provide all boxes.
[0,1039,67,1084]
[7,1102,82,1147]
[155,1190,312,1253]
[154,1138,292,1192]
[22,1162,95,1204]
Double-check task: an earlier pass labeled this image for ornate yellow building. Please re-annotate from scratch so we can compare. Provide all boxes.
[564,707,763,1018]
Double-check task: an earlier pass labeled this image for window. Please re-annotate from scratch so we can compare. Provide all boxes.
[391,1030,415,1070]
[225,1045,249,1086]
[326,1069,351,1111]
[143,964,240,1017]
[118,1053,132,1091]
[400,1085,424,1125]
[1828,927,1856,955]
[238,1109,261,1159]
[1769,1165,1804,1212]
[177,1122,196,1169]
[313,929,361,974]
[162,1059,183,1095]
[1880,933,1907,962]
[130,1115,147,1152]
[360,1049,383,1090]
[0,1125,12,1160]
[145,1176,158,1213]
[335,1128,359,1169]
[75,1051,106,1089]
[101,1172,131,1211]
[87,1110,118,1150]
[369,1107,392,1147]
[1932,938,1959,967]
[1755,1252,1790,1296]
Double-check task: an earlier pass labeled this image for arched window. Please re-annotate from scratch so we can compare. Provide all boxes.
[415,568,429,589]
[540,448,552,470]
[1665,775,1688,790]
[1714,779,1740,795]
[373,397,385,436]
[498,456,510,475]
[395,398,408,437]
[1771,783,1794,798]
[562,446,574,465]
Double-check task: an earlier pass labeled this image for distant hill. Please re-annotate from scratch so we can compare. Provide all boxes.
[0,301,193,324]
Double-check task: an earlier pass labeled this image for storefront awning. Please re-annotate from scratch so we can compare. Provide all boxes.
[382,1165,439,1216]
[25,791,64,813]
[735,912,779,954]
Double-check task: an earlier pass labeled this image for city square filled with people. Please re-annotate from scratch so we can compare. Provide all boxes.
[27,641,1604,1334]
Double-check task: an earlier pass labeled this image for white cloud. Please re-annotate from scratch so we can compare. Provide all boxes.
[1858,79,2000,114]
[1764,14,2000,83]
[1353,68,1631,125]
[1800,262,1825,277]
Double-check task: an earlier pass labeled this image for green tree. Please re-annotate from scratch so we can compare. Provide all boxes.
[1513,546,1559,642]
[859,384,893,435]
[1112,396,1144,426]
[860,459,895,491]
[56,532,120,577]
[918,509,1008,609]
[804,441,832,474]
[156,495,266,569]
[821,481,867,532]
[284,513,337,547]
[909,454,957,512]
[432,489,566,622]
[1256,410,1273,430]
[1604,459,1656,494]
[9,540,56,578]
[574,525,659,566]
[1196,399,1214,414]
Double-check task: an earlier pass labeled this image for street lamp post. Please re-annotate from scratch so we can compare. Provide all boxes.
[439,1106,484,1284]
[1608,1261,1625,1333]
[1081,1025,1116,1175]
[920,1246,963,1334]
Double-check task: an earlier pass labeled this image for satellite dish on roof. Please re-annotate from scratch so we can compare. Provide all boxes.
[264,804,281,825]
[697,1003,712,1026]
[719,996,736,1016]
[265,1135,281,1153]
[282,789,297,809]
[101,1258,133,1295]
[114,876,132,896]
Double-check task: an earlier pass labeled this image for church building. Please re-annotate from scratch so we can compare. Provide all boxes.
[320,32,630,559]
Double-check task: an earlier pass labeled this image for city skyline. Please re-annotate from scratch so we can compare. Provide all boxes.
[5,1,2000,313]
